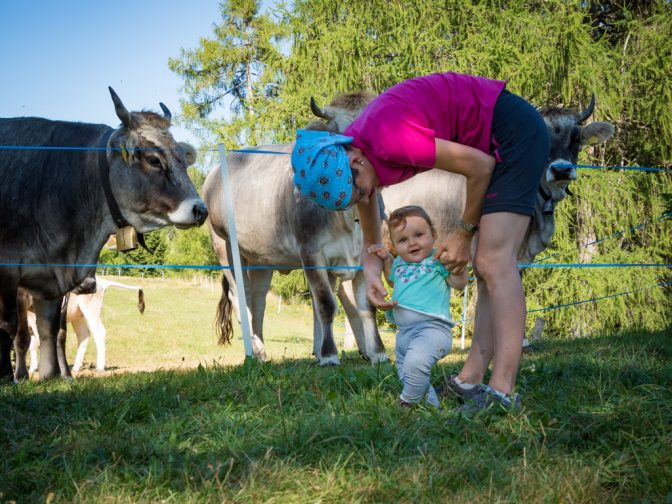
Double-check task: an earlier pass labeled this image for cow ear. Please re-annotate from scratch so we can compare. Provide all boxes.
[178,142,197,166]
[581,122,615,147]
[108,87,132,128]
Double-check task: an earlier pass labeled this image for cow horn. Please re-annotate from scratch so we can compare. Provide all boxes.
[159,102,172,122]
[577,93,595,124]
[108,87,132,128]
[310,97,331,120]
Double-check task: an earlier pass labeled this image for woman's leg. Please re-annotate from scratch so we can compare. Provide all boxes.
[457,276,494,385]
[459,211,530,395]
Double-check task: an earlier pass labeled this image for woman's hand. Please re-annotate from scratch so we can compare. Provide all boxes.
[362,251,398,310]
[434,229,473,276]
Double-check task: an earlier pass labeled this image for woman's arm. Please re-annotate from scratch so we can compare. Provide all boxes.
[367,244,394,287]
[357,193,398,309]
[432,139,495,275]
[433,138,495,225]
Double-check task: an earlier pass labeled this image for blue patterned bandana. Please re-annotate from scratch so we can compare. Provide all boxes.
[291,129,353,210]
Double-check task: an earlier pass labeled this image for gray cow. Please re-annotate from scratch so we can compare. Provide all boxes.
[0,88,208,380]
[203,145,387,365]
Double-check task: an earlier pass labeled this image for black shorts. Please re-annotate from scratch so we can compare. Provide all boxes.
[481,90,550,216]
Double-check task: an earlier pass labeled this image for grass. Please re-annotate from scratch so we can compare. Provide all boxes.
[1,277,671,503]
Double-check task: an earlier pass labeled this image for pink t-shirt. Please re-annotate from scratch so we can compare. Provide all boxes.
[343,72,506,186]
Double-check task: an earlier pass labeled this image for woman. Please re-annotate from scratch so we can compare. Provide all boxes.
[291,72,549,411]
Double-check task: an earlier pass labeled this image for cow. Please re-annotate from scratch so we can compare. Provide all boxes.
[20,278,145,376]
[203,143,388,366]
[310,93,615,264]
[0,88,208,381]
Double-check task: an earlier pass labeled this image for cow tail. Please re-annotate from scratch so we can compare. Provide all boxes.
[137,289,145,314]
[215,274,233,346]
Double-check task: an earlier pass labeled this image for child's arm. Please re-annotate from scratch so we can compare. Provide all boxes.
[447,268,468,291]
[367,244,394,287]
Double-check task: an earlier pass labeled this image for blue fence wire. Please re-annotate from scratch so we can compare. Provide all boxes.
[534,212,672,263]
[2,143,669,319]
[452,280,671,326]
[1,144,671,172]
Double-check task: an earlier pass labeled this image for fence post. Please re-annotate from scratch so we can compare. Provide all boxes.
[461,280,469,350]
[218,144,254,358]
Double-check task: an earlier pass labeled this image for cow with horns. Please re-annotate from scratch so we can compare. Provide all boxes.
[0,88,208,381]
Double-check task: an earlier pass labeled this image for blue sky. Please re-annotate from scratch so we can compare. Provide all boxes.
[0,0,225,147]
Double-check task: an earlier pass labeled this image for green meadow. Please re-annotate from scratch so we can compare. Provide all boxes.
[1,276,670,503]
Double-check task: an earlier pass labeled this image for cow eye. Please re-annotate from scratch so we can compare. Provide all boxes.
[145,155,164,170]
[571,127,581,143]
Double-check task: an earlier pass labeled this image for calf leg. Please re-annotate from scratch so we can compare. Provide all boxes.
[71,318,90,372]
[89,319,107,370]
[305,268,339,366]
[29,334,38,374]
[56,295,71,378]
[33,297,65,380]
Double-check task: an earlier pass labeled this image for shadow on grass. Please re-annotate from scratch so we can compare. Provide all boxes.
[0,328,670,502]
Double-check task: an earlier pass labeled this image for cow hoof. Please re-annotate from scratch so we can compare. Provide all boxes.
[367,352,389,364]
[14,368,29,382]
[318,355,340,366]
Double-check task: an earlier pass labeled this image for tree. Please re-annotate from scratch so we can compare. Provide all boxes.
[169,0,287,148]
[170,0,671,333]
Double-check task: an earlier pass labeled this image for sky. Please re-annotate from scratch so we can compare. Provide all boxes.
[0,0,225,148]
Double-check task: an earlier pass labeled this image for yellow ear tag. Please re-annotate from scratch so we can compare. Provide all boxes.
[120,143,129,163]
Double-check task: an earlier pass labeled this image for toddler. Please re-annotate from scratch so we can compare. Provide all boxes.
[369,205,467,407]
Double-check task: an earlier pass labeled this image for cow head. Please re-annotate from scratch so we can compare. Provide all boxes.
[107,87,208,232]
[539,95,615,203]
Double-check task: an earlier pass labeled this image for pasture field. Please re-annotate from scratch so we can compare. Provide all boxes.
[1,277,671,503]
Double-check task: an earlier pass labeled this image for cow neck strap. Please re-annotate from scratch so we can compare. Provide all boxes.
[538,186,555,215]
[97,130,152,253]
[98,129,129,230]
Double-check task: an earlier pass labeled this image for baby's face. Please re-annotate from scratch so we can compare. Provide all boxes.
[390,216,435,263]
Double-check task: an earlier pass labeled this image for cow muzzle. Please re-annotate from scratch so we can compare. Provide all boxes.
[548,161,577,182]
[170,198,209,228]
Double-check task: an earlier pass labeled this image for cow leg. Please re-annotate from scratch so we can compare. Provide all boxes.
[337,279,367,352]
[0,285,18,381]
[247,269,272,361]
[71,317,90,372]
[304,268,339,366]
[32,297,65,380]
[350,271,388,363]
[13,290,32,381]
